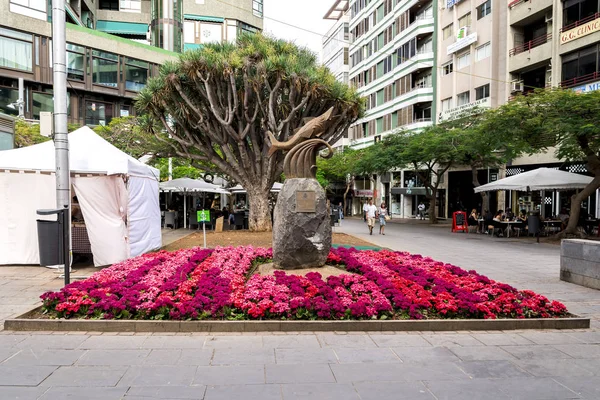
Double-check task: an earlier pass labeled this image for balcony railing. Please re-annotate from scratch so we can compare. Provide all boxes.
[560,71,600,88]
[508,0,527,8]
[560,13,600,33]
[509,33,551,56]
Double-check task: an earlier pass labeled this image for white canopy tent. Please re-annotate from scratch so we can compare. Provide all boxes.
[0,126,162,266]
[159,178,230,228]
[474,168,593,193]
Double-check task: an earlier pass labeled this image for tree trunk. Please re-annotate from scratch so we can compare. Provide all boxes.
[559,175,600,238]
[471,165,488,215]
[428,188,437,224]
[343,176,354,217]
[246,188,272,232]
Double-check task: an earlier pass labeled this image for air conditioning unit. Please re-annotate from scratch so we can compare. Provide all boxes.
[545,13,553,23]
[511,81,524,93]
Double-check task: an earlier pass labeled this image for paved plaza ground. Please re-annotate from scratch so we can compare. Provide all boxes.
[0,220,599,399]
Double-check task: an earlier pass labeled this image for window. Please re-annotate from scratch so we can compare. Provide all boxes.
[441,97,453,112]
[396,38,417,65]
[92,50,118,88]
[377,89,384,106]
[475,84,490,100]
[457,91,470,106]
[99,0,118,10]
[476,42,491,61]
[477,0,492,19]
[458,13,471,28]
[86,101,113,126]
[10,0,46,18]
[442,24,453,40]
[563,0,598,28]
[0,28,33,71]
[253,0,263,17]
[457,52,470,69]
[383,55,392,74]
[0,87,19,116]
[66,43,85,81]
[120,0,141,12]
[561,44,600,83]
[442,61,453,75]
[125,58,149,91]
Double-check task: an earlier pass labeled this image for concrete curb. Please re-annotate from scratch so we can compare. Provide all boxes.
[4,308,590,332]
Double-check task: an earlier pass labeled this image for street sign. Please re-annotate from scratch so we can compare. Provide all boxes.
[197,210,210,222]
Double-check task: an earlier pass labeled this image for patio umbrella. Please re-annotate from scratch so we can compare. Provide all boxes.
[159,178,230,228]
[230,182,283,193]
[474,168,592,193]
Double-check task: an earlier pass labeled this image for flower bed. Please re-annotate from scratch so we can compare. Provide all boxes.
[41,246,568,320]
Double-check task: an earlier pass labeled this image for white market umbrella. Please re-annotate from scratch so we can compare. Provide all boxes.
[474,168,592,193]
[159,178,230,228]
[230,182,283,194]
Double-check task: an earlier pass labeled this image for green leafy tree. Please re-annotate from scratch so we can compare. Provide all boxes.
[359,126,462,223]
[152,157,202,181]
[14,120,79,148]
[316,148,360,216]
[94,116,171,160]
[137,33,363,231]
[444,110,530,214]
[486,88,600,237]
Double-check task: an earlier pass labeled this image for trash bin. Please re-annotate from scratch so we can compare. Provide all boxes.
[36,219,61,266]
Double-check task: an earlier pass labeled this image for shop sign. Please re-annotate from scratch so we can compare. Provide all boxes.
[572,80,600,93]
[446,0,465,8]
[438,97,491,122]
[560,17,600,44]
[355,190,373,197]
[447,32,478,55]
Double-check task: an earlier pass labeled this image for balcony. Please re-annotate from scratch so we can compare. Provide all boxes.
[560,71,600,88]
[508,33,552,73]
[509,33,551,56]
[508,0,553,26]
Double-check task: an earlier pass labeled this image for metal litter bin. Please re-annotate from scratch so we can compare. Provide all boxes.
[36,219,61,266]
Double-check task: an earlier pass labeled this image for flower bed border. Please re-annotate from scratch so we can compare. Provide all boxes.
[4,307,590,332]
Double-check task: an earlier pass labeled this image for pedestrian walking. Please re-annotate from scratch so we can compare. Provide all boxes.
[418,202,426,220]
[362,201,369,222]
[365,199,377,235]
[378,202,389,235]
[338,202,344,220]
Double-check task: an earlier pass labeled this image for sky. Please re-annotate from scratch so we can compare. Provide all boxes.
[263,0,337,61]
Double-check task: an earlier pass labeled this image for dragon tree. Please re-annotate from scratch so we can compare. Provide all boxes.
[137,34,362,231]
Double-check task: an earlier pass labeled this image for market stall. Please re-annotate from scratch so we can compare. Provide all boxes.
[0,126,161,266]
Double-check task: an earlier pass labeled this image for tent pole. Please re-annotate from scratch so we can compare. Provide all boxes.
[184,190,187,229]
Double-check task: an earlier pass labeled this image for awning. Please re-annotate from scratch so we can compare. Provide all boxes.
[391,187,431,196]
[184,43,203,51]
[96,21,149,35]
[184,14,225,23]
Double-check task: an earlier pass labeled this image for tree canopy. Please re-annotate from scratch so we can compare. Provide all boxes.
[484,88,600,236]
[136,33,363,231]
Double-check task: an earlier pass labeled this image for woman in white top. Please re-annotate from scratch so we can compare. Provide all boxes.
[378,202,388,235]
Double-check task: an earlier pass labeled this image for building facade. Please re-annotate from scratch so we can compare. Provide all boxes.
[0,0,262,127]
[344,0,435,217]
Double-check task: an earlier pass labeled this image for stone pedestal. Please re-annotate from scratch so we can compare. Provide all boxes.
[272,178,332,269]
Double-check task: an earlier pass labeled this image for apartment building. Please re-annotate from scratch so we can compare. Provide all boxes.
[344,0,435,217]
[504,0,600,217]
[324,1,351,85]
[0,0,262,130]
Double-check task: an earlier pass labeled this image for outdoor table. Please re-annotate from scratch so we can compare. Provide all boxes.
[498,221,521,238]
[477,218,485,234]
[544,220,562,235]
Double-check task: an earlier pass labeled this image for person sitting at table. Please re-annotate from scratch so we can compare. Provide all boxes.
[488,210,504,237]
[558,208,570,230]
[468,208,478,232]
[505,208,514,221]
